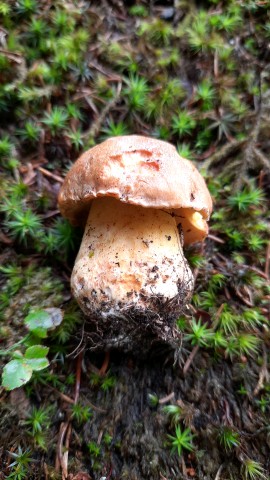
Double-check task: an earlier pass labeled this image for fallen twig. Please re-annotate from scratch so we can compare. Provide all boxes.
[56,352,83,479]
[159,474,168,480]
[99,351,110,376]
[208,234,225,244]
[55,422,68,473]
[158,392,175,404]
[201,139,245,171]
[265,242,270,279]
[47,386,75,405]
[0,48,23,63]
[254,345,269,396]
[38,167,64,183]
[214,464,224,480]
[61,423,72,479]
[82,81,122,140]
[183,344,200,377]
[74,352,83,404]
[247,265,269,280]
[254,148,270,170]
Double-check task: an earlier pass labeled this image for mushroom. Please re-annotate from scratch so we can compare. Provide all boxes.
[58,135,212,347]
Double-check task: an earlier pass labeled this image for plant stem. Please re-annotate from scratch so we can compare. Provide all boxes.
[0,335,28,356]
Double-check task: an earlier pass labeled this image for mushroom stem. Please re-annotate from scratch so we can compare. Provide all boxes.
[71,197,194,321]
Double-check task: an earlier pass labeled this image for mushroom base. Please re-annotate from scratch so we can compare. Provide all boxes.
[82,279,192,352]
[71,197,194,350]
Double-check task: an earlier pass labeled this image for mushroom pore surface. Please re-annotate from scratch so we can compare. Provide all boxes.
[71,197,194,323]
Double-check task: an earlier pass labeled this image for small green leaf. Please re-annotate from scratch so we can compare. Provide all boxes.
[2,359,32,390]
[25,357,49,371]
[24,345,49,372]
[24,308,63,337]
[24,345,49,359]
[24,310,51,332]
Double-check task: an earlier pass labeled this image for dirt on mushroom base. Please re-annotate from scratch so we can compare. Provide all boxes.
[82,276,193,352]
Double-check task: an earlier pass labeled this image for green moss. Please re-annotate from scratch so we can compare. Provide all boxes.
[0,265,63,323]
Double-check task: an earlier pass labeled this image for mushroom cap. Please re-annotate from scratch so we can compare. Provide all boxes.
[58,135,212,244]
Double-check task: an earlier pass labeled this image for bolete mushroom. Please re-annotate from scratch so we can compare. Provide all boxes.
[58,135,212,348]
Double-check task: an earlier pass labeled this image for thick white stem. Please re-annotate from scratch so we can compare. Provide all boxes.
[71,197,193,318]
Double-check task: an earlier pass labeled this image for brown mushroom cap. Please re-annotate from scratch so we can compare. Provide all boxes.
[58,135,212,244]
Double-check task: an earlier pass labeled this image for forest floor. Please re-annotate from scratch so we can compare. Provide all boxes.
[0,1,270,479]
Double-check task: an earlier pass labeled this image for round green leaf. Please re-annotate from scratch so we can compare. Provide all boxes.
[24,345,50,371]
[24,345,49,359]
[2,359,32,390]
[25,310,52,330]
[24,308,63,337]
[25,357,49,371]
